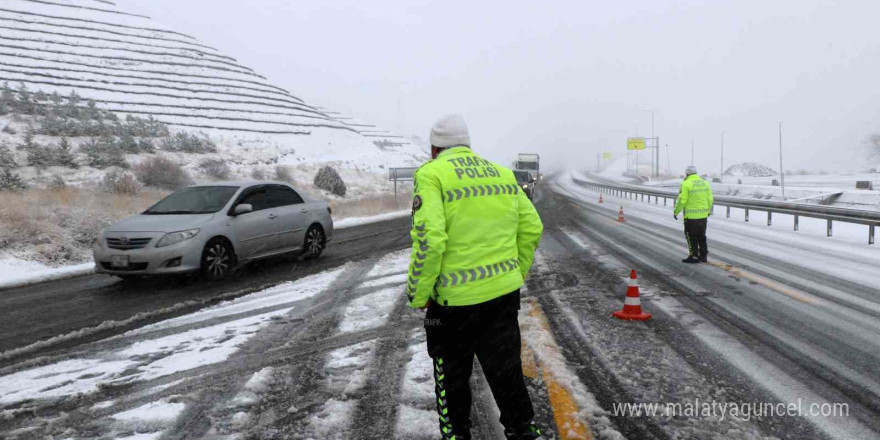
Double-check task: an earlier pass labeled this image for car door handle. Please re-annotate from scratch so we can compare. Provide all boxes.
[268,213,278,219]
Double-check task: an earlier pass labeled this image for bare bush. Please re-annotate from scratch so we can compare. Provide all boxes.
[199,158,231,180]
[250,168,266,180]
[314,165,346,197]
[49,174,67,190]
[274,165,294,184]
[133,155,193,190]
[101,168,142,195]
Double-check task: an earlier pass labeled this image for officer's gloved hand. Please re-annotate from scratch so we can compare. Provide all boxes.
[673,214,678,220]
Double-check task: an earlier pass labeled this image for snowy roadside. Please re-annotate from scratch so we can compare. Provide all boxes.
[332,209,410,229]
[0,257,95,291]
[0,209,411,291]
[0,266,346,439]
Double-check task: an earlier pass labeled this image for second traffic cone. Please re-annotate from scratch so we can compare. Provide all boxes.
[617,206,625,222]
[598,194,604,204]
[612,270,652,321]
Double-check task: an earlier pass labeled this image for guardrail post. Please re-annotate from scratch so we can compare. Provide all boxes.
[794,215,799,231]
[726,206,730,218]
[871,225,876,245]
[745,208,749,222]
[827,219,833,237]
[664,197,667,206]
[767,211,772,226]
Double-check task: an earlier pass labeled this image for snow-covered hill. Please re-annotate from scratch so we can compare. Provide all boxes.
[0,0,423,181]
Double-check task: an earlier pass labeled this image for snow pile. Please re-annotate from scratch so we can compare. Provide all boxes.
[0,257,93,289]
[724,162,778,177]
[337,286,401,334]
[110,399,186,437]
[395,331,439,439]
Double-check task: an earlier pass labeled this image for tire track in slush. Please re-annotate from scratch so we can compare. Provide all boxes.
[162,259,378,439]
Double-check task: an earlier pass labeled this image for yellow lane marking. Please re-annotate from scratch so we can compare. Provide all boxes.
[707,261,821,306]
[524,299,593,440]
[521,340,539,379]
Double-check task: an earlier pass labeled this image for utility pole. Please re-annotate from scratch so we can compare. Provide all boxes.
[779,121,785,198]
[691,139,695,165]
[666,144,670,175]
[643,109,657,177]
[721,131,725,181]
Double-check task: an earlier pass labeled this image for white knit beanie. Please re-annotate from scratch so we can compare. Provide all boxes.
[685,165,698,175]
[430,114,470,148]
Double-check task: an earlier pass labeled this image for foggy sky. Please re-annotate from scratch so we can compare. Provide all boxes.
[120,0,880,174]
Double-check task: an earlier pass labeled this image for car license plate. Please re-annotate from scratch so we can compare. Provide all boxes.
[111,255,129,268]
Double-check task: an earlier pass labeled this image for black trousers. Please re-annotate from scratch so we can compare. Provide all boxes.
[684,218,709,258]
[425,290,536,440]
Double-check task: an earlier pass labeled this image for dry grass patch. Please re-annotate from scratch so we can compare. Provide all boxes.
[0,187,166,264]
[329,190,411,219]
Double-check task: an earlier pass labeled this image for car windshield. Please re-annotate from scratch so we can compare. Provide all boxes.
[144,186,239,215]
[513,171,531,184]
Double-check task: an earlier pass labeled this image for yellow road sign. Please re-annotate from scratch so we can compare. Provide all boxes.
[627,137,646,151]
[602,152,613,160]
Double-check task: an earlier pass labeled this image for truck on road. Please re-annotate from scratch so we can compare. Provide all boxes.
[513,153,540,181]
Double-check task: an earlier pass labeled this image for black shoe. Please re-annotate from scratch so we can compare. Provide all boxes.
[504,422,542,440]
[682,256,700,264]
[699,254,708,263]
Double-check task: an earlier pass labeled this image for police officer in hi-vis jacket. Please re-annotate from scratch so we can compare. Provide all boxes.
[406,114,544,440]
[674,165,714,263]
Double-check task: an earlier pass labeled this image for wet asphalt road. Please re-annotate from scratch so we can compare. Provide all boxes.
[538,177,880,439]
[0,217,412,361]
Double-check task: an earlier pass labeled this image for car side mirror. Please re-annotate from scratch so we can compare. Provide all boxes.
[233,204,253,216]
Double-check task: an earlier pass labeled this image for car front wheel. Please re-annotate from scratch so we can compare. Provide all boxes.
[202,239,234,281]
[302,226,326,259]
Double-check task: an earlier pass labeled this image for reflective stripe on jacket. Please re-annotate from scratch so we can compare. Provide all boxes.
[406,146,543,308]
[673,174,714,219]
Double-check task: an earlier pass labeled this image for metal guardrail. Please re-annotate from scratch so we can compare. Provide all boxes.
[572,177,880,245]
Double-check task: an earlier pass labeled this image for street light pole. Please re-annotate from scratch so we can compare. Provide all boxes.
[779,121,785,198]
[691,139,695,165]
[721,131,725,181]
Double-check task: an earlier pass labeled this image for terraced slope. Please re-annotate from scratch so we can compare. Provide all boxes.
[0,0,421,169]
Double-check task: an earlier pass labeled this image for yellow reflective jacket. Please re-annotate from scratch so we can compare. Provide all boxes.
[674,174,714,219]
[406,146,543,308]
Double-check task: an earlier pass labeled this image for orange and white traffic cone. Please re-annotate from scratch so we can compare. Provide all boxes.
[617,206,625,222]
[598,194,604,204]
[612,270,652,321]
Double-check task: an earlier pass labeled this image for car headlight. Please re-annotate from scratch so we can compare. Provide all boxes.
[156,229,200,248]
[522,184,529,189]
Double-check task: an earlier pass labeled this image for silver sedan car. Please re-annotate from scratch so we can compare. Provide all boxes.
[93,181,333,280]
